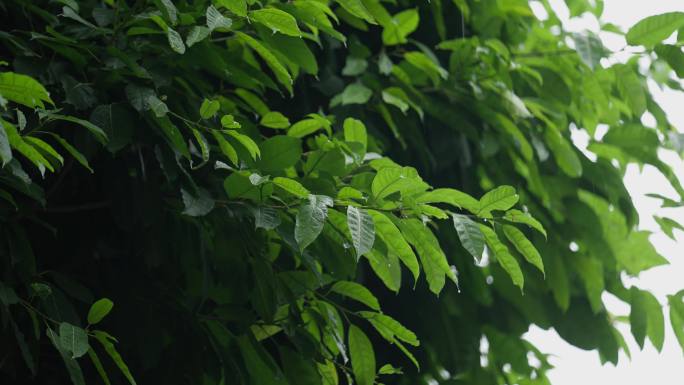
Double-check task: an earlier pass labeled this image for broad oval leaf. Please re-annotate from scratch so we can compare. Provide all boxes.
[295,195,334,250]
[87,298,114,325]
[273,176,310,198]
[59,322,89,359]
[257,135,301,172]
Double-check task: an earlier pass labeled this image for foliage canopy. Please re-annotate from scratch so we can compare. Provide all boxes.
[2,0,684,384]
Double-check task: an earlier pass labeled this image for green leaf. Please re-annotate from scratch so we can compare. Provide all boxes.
[212,130,238,165]
[371,166,429,200]
[93,331,137,385]
[260,111,291,129]
[368,210,419,281]
[544,127,582,178]
[382,9,419,46]
[626,12,684,47]
[381,87,410,114]
[273,176,310,198]
[252,206,281,230]
[335,83,373,105]
[59,322,89,359]
[631,288,665,351]
[256,135,302,172]
[186,26,210,47]
[225,130,260,159]
[217,0,247,17]
[87,298,114,325]
[48,133,93,173]
[668,291,684,354]
[0,72,54,108]
[502,225,544,275]
[236,32,293,94]
[347,206,375,258]
[250,8,302,37]
[359,311,419,346]
[348,324,375,385]
[415,188,479,213]
[331,281,380,310]
[452,214,485,263]
[503,209,547,238]
[88,348,111,385]
[378,364,403,375]
[398,218,456,295]
[206,5,232,31]
[200,99,220,119]
[336,0,376,24]
[25,136,63,166]
[153,116,190,159]
[0,119,12,166]
[47,328,85,385]
[654,216,684,240]
[618,231,668,276]
[295,195,334,250]
[343,118,367,151]
[477,185,519,218]
[479,225,524,291]
[288,118,327,138]
[181,187,215,216]
[404,52,448,83]
[167,28,186,54]
[43,113,108,144]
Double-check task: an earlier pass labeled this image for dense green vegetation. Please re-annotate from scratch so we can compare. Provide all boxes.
[2,0,684,384]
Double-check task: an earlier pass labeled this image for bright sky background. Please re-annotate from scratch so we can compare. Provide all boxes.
[524,1,684,384]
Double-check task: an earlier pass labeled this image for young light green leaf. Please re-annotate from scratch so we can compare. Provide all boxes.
[378,364,403,375]
[217,0,247,17]
[415,188,480,213]
[59,322,89,359]
[0,72,54,108]
[382,9,419,45]
[288,118,326,138]
[368,210,420,281]
[336,0,376,24]
[295,195,334,250]
[260,111,291,129]
[93,330,137,385]
[344,118,367,151]
[336,83,372,105]
[273,176,310,198]
[250,8,302,37]
[372,166,429,200]
[331,281,380,310]
[348,324,375,385]
[503,209,547,238]
[502,225,544,275]
[225,130,260,159]
[200,99,220,119]
[87,298,114,325]
[668,291,684,354]
[347,206,375,258]
[626,12,684,47]
[479,224,524,291]
[477,185,519,218]
[452,214,485,263]
[654,216,684,240]
[212,130,238,165]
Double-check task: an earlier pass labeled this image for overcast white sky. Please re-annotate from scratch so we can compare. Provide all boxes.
[524,1,684,384]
